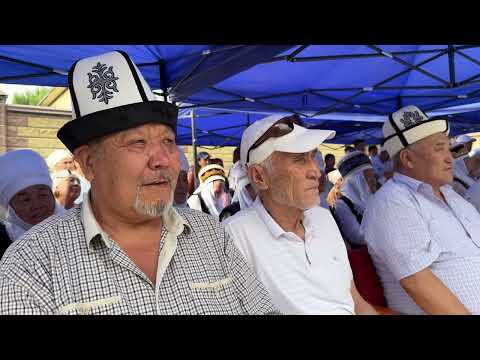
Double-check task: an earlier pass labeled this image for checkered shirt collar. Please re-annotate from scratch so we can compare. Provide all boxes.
[81,191,190,251]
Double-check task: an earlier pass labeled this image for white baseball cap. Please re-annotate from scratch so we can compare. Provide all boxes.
[382,105,449,158]
[240,114,335,166]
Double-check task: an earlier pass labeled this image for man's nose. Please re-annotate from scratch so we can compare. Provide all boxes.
[148,144,172,169]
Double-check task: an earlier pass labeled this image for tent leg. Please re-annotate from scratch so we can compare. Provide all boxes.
[191,110,199,187]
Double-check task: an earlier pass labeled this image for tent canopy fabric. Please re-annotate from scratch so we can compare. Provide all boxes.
[0,45,293,100]
[182,45,480,117]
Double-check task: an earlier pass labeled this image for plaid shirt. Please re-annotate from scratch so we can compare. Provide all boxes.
[0,194,278,315]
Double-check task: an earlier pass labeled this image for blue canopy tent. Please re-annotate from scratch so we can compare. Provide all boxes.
[0,45,293,101]
[180,45,480,117]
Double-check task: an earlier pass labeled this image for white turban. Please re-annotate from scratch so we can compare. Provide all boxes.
[46,149,73,170]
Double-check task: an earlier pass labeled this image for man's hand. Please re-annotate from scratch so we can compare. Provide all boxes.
[400,268,470,315]
[351,281,378,315]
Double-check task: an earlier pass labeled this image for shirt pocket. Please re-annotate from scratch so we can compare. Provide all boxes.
[189,277,241,314]
[56,296,123,315]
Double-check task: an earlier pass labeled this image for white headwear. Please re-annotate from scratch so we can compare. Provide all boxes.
[198,182,230,218]
[46,149,73,170]
[0,149,61,241]
[240,113,335,166]
[178,146,189,172]
[327,169,342,185]
[232,164,254,210]
[228,161,244,193]
[382,105,449,158]
[340,169,373,213]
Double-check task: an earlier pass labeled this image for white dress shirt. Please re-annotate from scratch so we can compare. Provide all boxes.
[224,197,355,315]
[362,172,480,314]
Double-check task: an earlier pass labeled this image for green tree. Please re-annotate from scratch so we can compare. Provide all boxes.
[12,87,51,106]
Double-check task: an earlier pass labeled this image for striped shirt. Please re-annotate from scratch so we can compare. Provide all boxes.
[0,193,277,315]
[362,172,480,314]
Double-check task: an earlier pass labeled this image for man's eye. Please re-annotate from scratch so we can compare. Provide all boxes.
[164,138,175,145]
[129,139,145,146]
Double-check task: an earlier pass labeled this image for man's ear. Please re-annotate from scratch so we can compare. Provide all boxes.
[399,148,414,169]
[73,145,95,182]
[248,164,270,191]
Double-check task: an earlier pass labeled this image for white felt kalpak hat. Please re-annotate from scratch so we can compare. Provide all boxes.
[240,114,335,166]
[382,105,449,158]
[0,149,52,207]
[58,51,178,152]
[198,164,226,185]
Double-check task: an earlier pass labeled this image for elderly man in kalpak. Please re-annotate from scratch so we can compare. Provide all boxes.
[224,114,377,315]
[361,105,480,315]
[0,51,277,315]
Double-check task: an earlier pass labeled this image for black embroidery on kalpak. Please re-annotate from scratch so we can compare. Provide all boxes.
[87,62,119,105]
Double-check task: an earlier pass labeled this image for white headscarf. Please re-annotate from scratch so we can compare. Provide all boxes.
[340,169,373,213]
[232,171,254,210]
[0,149,63,241]
[453,155,476,188]
[46,149,73,170]
[198,180,230,218]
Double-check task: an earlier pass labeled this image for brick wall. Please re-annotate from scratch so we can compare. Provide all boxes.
[3,105,70,158]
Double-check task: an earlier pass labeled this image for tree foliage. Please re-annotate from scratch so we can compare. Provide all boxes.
[12,87,51,106]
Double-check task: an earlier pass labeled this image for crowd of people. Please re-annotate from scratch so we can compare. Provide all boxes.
[1,51,480,315]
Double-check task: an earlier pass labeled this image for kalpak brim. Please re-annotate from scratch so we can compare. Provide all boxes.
[57,100,178,153]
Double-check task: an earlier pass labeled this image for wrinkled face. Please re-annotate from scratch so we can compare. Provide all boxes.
[56,176,81,202]
[264,149,321,210]
[85,123,180,219]
[174,170,188,204]
[9,184,56,225]
[212,179,225,196]
[54,157,75,172]
[404,132,453,188]
[363,168,377,193]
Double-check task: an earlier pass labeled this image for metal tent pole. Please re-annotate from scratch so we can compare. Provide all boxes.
[191,110,199,187]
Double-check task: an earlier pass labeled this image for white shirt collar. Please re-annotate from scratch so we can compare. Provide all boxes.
[81,191,190,251]
[393,172,452,195]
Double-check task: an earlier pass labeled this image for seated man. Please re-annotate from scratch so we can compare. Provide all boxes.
[224,113,377,315]
[0,150,61,259]
[0,51,276,315]
[332,151,377,247]
[362,105,480,315]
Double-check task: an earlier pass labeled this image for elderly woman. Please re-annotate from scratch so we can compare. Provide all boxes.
[51,170,81,210]
[187,164,231,219]
[332,151,377,247]
[0,150,60,259]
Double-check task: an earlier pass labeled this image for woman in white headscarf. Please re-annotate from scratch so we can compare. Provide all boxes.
[333,151,377,246]
[220,164,257,222]
[187,164,231,219]
[0,150,63,259]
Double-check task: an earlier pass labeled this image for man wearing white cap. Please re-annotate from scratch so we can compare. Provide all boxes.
[451,147,480,197]
[332,151,377,247]
[450,134,476,158]
[0,150,60,259]
[362,105,480,314]
[224,114,377,315]
[187,164,231,218]
[0,51,277,315]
